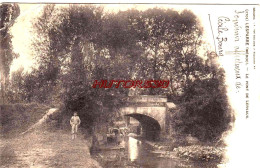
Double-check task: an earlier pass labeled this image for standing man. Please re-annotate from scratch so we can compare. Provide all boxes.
[70,112,81,140]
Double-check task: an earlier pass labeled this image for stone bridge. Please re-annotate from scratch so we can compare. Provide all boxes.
[120,95,176,140]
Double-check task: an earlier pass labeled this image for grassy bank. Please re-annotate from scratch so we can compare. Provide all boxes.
[173,145,224,162]
[149,136,225,164]
[0,103,50,138]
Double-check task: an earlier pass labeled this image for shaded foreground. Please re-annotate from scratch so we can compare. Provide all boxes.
[0,130,101,168]
[92,136,222,168]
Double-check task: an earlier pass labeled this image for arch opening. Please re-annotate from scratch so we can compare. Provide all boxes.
[125,113,161,141]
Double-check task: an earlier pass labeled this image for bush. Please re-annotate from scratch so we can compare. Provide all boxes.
[170,76,232,142]
[173,145,225,162]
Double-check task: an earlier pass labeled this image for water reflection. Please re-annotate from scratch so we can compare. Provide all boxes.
[127,136,142,161]
[125,136,211,168]
[95,136,218,168]
[126,136,159,167]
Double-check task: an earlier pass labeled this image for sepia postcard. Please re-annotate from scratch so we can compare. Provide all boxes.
[0,1,259,168]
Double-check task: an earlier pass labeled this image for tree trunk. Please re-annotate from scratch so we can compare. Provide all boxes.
[0,75,6,104]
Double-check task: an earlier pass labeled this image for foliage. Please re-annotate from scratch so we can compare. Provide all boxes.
[28,5,135,128]
[173,145,225,162]
[6,5,232,140]
[171,53,232,142]
[0,3,20,76]
[0,3,20,104]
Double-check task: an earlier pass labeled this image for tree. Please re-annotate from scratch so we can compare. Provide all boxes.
[30,5,135,128]
[26,5,231,139]
[114,8,204,95]
[5,68,24,103]
[171,52,232,142]
[0,3,20,104]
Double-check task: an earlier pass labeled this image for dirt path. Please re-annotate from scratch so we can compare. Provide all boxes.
[1,130,101,168]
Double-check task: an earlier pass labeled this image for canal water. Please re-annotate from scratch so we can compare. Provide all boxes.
[93,136,219,168]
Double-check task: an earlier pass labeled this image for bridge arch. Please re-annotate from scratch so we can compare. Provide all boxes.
[125,113,161,141]
[120,95,176,140]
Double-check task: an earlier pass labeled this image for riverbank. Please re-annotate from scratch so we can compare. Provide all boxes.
[146,139,225,164]
[0,129,101,168]
[91,135,224,168]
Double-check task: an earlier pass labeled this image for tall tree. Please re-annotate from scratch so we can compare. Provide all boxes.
[171,52,231,142]
[0,3,20,104]
[31,5,134,128]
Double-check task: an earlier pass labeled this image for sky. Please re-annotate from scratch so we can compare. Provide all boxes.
[8,3,260,167]
[10,4,43,73]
